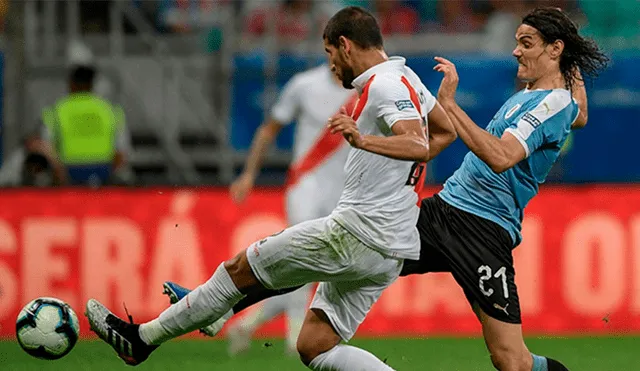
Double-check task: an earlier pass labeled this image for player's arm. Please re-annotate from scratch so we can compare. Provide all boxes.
[439,100,525,173]
[231,75,301,202]
[356,118,429,162]
[570,68,588,129]
[426,101,457,160]
[230,118,285,202]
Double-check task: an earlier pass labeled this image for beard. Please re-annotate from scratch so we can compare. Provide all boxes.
[340,67,356,89]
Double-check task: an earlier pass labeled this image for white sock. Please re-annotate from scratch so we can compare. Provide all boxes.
[139,263,244,345]
[239,296,286,333]
[308,344,395,371]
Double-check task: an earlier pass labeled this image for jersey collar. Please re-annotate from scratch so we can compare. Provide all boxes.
[352,56,406,93]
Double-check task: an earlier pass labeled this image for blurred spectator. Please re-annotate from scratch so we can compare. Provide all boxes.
[0,132,60,187]
[245,0,313,40]
[41,66,131,187]
[372,0,420,35]
[440,0,485,33]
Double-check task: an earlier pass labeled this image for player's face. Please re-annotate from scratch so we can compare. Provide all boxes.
[324,38,356,89]
[512,24,555,83]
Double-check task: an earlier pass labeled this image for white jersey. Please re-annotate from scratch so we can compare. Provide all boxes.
[270,64,356,224]
[331,57,437,260]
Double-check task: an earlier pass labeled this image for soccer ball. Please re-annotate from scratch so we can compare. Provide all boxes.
[16,297,80,360]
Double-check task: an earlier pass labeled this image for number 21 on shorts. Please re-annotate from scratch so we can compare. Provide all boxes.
[478,265,509,299]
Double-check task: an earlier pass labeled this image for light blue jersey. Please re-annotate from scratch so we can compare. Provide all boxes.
[439,88,579,246]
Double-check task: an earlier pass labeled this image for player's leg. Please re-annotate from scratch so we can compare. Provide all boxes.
[227,289,305,355]
[426,196,569,371]
[299,278,399,370]
[85,250,255,365]
[297,228,403,370]
[162,280,301,337]
[284,283,313,354]
[474,304,568,371]
[85,217,332,365]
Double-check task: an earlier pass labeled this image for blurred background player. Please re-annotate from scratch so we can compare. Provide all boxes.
[165,62,357,356]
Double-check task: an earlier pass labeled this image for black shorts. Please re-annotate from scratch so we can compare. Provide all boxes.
[401,195,521,324]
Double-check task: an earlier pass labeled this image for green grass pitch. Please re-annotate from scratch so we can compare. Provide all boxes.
[1,336,639,370]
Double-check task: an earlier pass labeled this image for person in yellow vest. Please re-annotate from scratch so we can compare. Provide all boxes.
[42,66,129,186]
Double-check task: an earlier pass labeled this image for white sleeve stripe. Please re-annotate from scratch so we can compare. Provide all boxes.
[514,90,572,141]
[505,127,531,158]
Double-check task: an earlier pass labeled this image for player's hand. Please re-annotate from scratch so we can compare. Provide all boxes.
[230,172,255,203]
[433,57,459,104]
[328,107,363,148]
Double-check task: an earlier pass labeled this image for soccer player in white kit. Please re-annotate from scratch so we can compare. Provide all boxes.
[85,6,456,370]
[219,64,357,355]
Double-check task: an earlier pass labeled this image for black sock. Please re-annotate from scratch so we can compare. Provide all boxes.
[546,357,569,371]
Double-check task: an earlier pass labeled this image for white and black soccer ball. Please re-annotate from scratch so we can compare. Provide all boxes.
[16,297,80,360]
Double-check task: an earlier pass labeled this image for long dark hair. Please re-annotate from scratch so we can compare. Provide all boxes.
[522,7,609,88]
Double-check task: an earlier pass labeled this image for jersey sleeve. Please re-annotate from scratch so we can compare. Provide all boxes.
[504,91,577,157]
[270,75,304,125]
[369,76,422,130]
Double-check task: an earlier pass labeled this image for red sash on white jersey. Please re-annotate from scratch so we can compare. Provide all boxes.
[285,93,359,189]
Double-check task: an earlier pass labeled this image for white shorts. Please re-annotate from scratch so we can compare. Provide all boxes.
[246,216,402,341]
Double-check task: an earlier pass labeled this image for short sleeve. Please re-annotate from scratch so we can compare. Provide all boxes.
[270,75,304,125]
[505,91,577,157]
[369,76,422,130]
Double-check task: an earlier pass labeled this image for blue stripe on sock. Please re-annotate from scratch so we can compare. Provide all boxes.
[532,354,548,371]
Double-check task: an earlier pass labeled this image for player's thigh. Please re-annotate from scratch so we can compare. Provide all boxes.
[401,196,454,276]
[475,305,532,370]
[246,217,353,290]
[309,260,402,341]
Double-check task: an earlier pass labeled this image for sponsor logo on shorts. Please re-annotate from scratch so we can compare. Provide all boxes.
[395,99,414,111]
[493,302,509,316]
[253,245,260,257]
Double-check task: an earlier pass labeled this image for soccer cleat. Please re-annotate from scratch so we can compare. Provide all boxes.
[85,299,158,366]
[162,281,227,337]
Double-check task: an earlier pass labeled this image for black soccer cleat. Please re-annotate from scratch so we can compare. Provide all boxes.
[85,299,158,366]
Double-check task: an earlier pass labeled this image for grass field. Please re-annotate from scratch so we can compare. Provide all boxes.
[2,337,639,370]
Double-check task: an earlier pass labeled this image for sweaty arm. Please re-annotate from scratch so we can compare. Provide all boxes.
[426,101,456,160]
[358,118,430,162]
[440,100,525,173]
[442,90,576,173]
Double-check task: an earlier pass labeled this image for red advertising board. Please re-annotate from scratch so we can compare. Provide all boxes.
[0,186,639,338]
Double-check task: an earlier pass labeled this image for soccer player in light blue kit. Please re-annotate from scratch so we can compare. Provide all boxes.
[160,7,609,371]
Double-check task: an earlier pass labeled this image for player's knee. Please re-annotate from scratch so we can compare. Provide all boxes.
[296,333,328,366]
[489,347,532,371]
[223,250,259,290]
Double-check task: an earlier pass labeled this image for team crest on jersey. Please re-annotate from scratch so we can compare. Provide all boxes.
[505,104,521,119]
[395,100,414,111]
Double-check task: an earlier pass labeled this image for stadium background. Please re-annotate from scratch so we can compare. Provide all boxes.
[0,1,639,370]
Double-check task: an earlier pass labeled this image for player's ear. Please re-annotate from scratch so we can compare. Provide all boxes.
[548,39,564,60]
[339,36,351,55]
